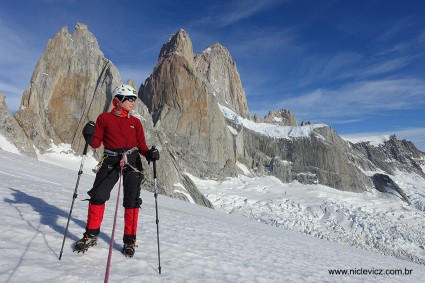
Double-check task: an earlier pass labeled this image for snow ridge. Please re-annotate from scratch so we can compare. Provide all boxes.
[219,104,327,139]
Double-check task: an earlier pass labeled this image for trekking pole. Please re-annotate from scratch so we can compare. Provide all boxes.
[153,159,162,274]
[104,155,125,283]
[59,142,89,260]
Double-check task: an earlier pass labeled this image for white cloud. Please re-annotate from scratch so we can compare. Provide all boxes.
[278,78,425,120]
[377,17,417,42]
[228,28,294,58]
[357,57,412,77]
[198,0,287,27]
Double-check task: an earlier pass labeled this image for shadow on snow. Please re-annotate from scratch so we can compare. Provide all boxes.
[4,188,123,258]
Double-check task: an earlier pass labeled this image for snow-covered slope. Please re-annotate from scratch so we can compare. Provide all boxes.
[219,104,327,139]
[1,149,425,282]
[190,164,425,266]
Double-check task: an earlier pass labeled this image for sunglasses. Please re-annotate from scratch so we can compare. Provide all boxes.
[124,96,137,103]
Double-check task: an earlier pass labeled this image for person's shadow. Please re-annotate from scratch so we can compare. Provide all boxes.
[4,188,123,259]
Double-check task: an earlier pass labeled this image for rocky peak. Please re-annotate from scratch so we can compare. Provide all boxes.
[158,29,194,65]
[252,114,262,123]
[139,28,237,193]
[263,109,298,126]
[141,29,197,116]
[385,134,424,158]
[0,94,36,157]
[46,23,100,56]
[350,134,425,178]
[194,43,249,118]
[14,23,121,153]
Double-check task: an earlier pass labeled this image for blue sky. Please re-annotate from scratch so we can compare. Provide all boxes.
[1,0,425,150]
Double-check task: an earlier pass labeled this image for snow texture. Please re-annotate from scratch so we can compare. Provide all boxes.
[0,144,425,282]
[191,170,425,266]
[342,134,391,147]
[219,105,327,139]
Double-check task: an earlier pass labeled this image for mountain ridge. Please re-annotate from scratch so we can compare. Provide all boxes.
[0,23,424,206]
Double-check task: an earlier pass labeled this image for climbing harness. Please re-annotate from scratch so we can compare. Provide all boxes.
[92,147,143,174]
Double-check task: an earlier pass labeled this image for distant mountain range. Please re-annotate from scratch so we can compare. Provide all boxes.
[0,22,424,206]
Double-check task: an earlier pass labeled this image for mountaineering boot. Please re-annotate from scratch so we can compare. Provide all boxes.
[74,233,98,253]
[122,235,137,258]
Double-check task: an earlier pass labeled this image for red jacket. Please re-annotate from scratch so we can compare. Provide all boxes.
[90,112,150,156]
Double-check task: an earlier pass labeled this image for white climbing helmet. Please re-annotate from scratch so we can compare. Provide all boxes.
[113,84,137,100]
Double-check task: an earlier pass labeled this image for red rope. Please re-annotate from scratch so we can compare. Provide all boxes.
[104,155,125,283]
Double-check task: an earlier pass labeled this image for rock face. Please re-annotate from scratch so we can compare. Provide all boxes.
[263,109,298,126]
[372,173,411,204]
[0,94,36,157]
[139,30,257,205]
[350,135,425,178]
[14,23,121,154]
[227,119,373,192]
[140,29,237,177]
[194,43,249,118]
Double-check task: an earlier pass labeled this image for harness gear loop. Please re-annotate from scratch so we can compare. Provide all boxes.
[92,155,107,173]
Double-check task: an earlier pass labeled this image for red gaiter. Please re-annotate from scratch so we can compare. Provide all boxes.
[124,208,139,236]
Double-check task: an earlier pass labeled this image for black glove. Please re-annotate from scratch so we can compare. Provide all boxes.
[82,121,95,144]
[146,146,160,162]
